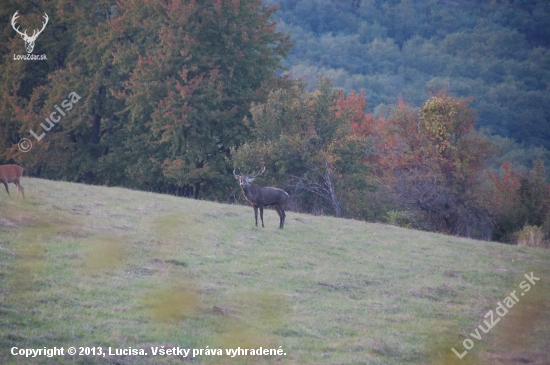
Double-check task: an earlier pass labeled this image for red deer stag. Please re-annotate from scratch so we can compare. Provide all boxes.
[234,167,289,229]
[0,165,25,199]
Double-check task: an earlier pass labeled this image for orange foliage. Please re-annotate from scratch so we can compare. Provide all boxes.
[332,90,374,138]
[371,93,496,238]
[487,161,522,200]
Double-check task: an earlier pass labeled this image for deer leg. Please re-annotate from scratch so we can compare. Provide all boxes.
[274,204,283,229]
[259,206,264,228]
[2,181,9,196]
[253,206,258,227]
[278,204,286,229]
[15,180,24,199]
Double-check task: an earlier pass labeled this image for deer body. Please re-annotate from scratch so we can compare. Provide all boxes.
[234,168,289,229]
[0,165,25,199]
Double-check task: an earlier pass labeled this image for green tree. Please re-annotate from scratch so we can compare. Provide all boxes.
[233,78,373,218]
[490,157,550,242]
[518,157,550,227]
[0,2,73,165]
[119,0,291,198]
[1,0,290,198]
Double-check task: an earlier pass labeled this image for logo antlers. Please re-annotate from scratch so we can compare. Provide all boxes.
[11,11,49,54]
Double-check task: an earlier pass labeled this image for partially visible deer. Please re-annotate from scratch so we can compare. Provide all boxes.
[0,165,25,199]
[234,167,289,229]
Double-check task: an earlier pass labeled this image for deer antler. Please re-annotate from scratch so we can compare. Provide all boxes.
[233,168,245,178]
[30,13,48,40]
[11,11,48,41]
[37,13,49,37]
[250,167,266,179]
[11,11,28,38]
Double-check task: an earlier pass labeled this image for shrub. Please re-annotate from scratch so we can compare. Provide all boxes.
[515,225,549,248]
[384,210,414,229]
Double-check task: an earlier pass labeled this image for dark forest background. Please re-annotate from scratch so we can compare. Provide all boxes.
[1,0,549,244]
[269,0,550,150]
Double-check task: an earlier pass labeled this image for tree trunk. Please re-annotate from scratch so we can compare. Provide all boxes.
[91,86,105,144]
[324,158,342,217]
[91,112,101,144]
[193,181,201,199]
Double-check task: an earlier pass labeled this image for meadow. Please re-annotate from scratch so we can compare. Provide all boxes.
[1,178,549,365]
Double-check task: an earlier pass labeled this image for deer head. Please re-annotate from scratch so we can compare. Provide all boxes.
[11,11,49,54]
[233,167,266,188]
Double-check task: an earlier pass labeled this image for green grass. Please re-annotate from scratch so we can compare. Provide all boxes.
[1,178,549,365]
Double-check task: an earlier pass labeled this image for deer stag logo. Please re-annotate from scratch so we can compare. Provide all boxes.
[11,11,49,54]
[234,167,289,229]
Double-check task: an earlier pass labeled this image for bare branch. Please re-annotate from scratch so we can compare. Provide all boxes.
[287,157,342,217]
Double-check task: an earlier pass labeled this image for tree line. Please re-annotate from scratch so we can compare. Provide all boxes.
[235,77,550,243]
[1,0,549,244]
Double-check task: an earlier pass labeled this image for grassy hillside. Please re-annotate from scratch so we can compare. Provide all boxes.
[1,178,549,365]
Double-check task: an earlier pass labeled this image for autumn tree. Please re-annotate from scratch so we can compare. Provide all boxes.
[1,0,150,182]
[1,0,290,197]
[376,92,496,239]
[518,158,550,227]
[0,1,74,166]
[489,157,550,242]
[488,161,523,241]
[233,78,374,217]
[117,0,291,198]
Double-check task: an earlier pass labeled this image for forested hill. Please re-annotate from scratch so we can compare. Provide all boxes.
[266,0,550,149]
